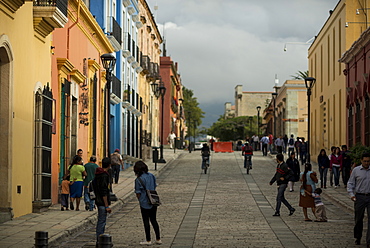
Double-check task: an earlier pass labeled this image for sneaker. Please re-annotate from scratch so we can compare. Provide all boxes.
[154,240,162,245]
[140,241,152,246]
[289,208,296,216]
[334,186,337,189]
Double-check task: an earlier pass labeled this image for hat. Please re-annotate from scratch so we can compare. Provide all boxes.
[114,148,120,152]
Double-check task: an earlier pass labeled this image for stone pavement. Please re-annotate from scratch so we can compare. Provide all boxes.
[0,149,184,248]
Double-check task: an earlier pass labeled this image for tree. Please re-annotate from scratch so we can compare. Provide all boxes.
[290,70,309,80]
[183,87,205,139]
[207,116,257,141]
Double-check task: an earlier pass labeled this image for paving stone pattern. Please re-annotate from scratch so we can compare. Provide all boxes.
[57,152,359,248]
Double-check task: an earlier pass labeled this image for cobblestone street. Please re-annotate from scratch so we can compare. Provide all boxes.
[58,151,359,248]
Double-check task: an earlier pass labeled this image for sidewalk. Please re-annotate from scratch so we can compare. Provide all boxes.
[0,149,184,248]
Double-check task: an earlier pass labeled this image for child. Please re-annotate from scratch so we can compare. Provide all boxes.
[311,188,328,222]
[61,175,72,211]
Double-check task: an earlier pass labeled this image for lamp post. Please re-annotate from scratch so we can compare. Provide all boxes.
[304,77,316,163]
[256,106,261,136]
[157,81,166,163]
[271,92,278,154]
[100,53,116,157]
[179,98,184,149]
[186,110,192,153]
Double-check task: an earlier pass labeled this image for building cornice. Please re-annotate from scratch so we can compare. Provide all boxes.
[339,27,370,63]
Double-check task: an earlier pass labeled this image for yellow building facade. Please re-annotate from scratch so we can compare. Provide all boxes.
[138,0,162,160]
[308,0,369,161]
[0,0,68,220]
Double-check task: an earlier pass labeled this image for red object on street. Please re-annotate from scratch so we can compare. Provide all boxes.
[213,142,234,153]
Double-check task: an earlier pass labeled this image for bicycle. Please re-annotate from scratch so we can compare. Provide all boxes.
[244,155,252,174]
[201,155,210,174]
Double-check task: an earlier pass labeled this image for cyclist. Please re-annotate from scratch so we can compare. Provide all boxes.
[242,142,253,170]
[201,143,211,173]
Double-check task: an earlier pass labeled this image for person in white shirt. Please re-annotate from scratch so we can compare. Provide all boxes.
[167,131,176,149]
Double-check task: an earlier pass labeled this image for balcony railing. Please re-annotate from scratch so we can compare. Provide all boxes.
[110,75,121,105]
[150,62,160,80]
[140,55,150,73]
[34,0,67,16]
[107,16,122,51]
[122,32,132,57]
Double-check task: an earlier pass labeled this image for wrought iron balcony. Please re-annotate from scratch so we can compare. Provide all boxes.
[107,16,122,52]
[140,55,150,74]
[149,62,160,80]
[110,75,121,105]
[33,0,68,39]
[122,32,132,57]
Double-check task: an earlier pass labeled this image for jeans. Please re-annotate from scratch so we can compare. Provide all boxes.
[84,187,95,211]
[244,155,252,168]
[319,167,328,188]
[96,206,108,242]
[275,184,293,213]
[140,207,160,242]
[111,164,120,184]
[332,166,340,186]
[354,194,370,244]
[300,152,307,164]
[288,147,294,157]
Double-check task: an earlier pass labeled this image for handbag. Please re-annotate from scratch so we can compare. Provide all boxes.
[137,177,161,206]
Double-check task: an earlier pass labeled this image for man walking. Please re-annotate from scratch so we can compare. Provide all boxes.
[83,156,99,211]
[347,153,370,247]
[260,134,269,156]
[275,136,285,154]
[270,153,295,217]
[110,149,123,184]
[95,157,112,244]
[167,131,176,149]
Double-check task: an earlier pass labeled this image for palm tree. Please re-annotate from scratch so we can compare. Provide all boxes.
[290,70,309,80]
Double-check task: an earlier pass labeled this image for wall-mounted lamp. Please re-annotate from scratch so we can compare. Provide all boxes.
[356,8,370,15]
[345,22,370,28]
[283,37,314,52]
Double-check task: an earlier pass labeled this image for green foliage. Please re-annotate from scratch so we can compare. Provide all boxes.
[290,70,309,80]
[348,143,370,165]
[183,87,205,138]
[207,116,257,141]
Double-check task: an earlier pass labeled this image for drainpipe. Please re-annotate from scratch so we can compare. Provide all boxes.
[66,0,81,60]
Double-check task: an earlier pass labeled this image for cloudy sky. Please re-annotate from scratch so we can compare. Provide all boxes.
[147,0,340,127]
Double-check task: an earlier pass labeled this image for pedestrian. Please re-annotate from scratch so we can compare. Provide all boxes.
[330,147,342,188]
[110,148,123,184]
[341,145,352,187]
[299,163,318,221]
[209,137,215,151]
[167,131,176,149]
[60,174,72,211]
[347,152,370,247]
[269,153,296,217]
[310,188,328,222]
[76,149,84,164]
[67,155,87,211]
[299,139,308,164]
[317,149,330,189]
[83,156,99,211]
[283,134,288,154]
[260,134,269,156]
[294,138,301,161]
[275,136,285,154]
[134,161,162,246]
[242,141,253,169]
[252,134,259,151]
[328,146,336,187]
[94,157,112,243]
[287,135,295,156]
[268,133,274,154]
[286,152,300,192]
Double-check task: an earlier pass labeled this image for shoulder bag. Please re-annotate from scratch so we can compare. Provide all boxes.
[137,177,161,206]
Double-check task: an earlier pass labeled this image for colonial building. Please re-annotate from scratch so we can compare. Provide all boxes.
[263,81,308,139]
[308,0,369,161]
[0,0,68,220]
[51,0,114,208]
[234,85,272,117]
[339,27,370,146]
[138,0,162,160]
[224,102,236,119]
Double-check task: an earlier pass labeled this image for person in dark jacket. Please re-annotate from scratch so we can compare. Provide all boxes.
[286,152,300,192]
[270,153,295,217]
[95,157,112,243]
[317,149,330,188]
[341,145,352,187]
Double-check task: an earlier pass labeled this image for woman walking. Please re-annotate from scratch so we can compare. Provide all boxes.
[286,152,300,192]
[67,155,87,211]
[299,163,318,221]
[317,149,330,189]
[134,161,162,246]
[330,147,342,188]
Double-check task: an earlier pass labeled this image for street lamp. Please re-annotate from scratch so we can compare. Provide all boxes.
[101,53,116,157]
[304,77,316,163]
[271,92,278,154]
[157,81,166,163]
[256,106,261,136]
[186,110,192,153]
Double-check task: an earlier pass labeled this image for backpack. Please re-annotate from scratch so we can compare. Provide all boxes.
[289,138,294,146]
[111,153,121,165]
